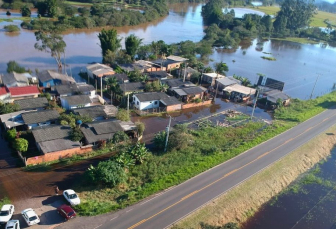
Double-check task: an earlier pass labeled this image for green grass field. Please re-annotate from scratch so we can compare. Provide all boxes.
[249,6,336,27]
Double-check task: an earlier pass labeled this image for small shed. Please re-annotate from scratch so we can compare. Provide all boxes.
[60,95,92,110]
[224,84,256,102]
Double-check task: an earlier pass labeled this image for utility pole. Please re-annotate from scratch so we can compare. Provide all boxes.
[214,79,219,100]
[100,76,103,98]
[127,93,130,115]
[164,115,172,152]
[183,63,187,82]
[309,74,321,100]
[251,89,259,120]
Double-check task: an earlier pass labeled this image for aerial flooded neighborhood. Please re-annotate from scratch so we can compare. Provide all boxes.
[1,0,336,229]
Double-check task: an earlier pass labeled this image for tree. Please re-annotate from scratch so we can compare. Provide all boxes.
[274,0,316,33]
[115,151,135,169]
[46,0,58,18]
[116,109,130,121]
[106,76,120,101]
[112,131,129,143]
[125,34,143,61]
[6,61,26,73]
[70,127,84,141]
[154,130,166,150]
[21,5,31,17]
[135,121,145,137]
[98,29,122,63]
[34,28,66,72]
[13,138,29,153]
[215,62,229,76]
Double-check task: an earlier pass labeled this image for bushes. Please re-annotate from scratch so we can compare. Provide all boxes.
[112,131,129,144]
[116,109,130,121]
[4,25,20,32]
[85,160,127,187]
[13,138,28,152]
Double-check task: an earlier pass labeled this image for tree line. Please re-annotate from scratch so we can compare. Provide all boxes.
[201,0,336,44]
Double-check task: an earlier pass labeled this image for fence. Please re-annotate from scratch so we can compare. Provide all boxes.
[134,107,167,116]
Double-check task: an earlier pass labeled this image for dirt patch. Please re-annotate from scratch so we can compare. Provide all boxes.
[171,125,336,229]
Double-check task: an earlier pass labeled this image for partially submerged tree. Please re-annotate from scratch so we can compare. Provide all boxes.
[21,5,31,17]
[34,27,66,72]
[98,29,122,63]
[125,34,143,61]
[116,109,130,122]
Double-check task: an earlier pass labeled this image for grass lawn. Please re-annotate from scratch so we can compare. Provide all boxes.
[64,1,93,6]
[272,37,319,45]
[249,6,336,27]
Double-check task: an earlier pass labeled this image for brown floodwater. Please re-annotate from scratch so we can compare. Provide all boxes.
[242,149,336,229]
[0,4,335,99]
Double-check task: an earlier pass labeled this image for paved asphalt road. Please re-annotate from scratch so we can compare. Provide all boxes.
[57,107,336,229]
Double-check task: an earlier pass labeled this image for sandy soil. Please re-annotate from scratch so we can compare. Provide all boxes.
[172,125,336,229]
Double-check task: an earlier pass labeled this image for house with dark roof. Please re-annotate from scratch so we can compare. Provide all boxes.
[55,83,95,97]
[172,85,207,103]
[162,79,196,89]
[73,105,117,121]
[80,119,136,145]
[120,82,145,96]
[0,87,10,103]
[119,60,157,73]
[60,95,92,110]
[37,70,76,88]
[0,72,30,87]
[32,125,81,154]
[22,109,60,129]
[262,89,290,107]
[147,71,171,81]
[14,97,49,111]
[133,92,182,111]
[104,73,129,85]
[7,86,40,101]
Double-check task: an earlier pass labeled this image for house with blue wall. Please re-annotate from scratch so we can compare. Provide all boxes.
[37,70,76,88]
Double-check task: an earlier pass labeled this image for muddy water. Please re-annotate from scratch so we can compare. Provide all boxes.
[132,98,272,139]
[242,149,336,229]
[1,4,336,99]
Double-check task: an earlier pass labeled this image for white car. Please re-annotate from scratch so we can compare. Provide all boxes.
[5,220,20,229]
[63,189,80,206]
[0,204,14,224]
[21,208,40,226]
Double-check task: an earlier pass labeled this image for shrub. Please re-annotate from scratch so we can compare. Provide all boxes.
[4,25,20,32]
[135,121,145,137]
[21,5,31,17]
[86,160,127,187]
[112,131,129,143]
[70,127,84,142]
[13,138,28,152]
[154,131,166,150]
[6,129,17,142]
[116,109,130,121]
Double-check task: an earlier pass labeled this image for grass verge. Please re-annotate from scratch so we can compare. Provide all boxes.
[272,37,319,45]
[0,197,11,206]
[172,124,336,229]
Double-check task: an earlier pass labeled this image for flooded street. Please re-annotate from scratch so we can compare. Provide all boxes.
[242,149,336,229]
[1,4,336,99]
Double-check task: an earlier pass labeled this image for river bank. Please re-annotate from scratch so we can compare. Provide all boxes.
[171,123,336,229]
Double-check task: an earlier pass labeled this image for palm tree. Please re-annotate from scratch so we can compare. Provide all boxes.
[116,151,135,169]
[160,83,169,92]
[125,34,143,61]
[215,62,229,76]
[106,76,119,101]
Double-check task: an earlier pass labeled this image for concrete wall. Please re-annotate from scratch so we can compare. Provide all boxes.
[182,100,212,109]
[133,96,160,110]
[26,145,93,166]
[166,104,182,112]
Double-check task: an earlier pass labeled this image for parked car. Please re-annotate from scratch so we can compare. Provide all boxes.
[21,208,40,226]
[57,204,77,221]
[63,189,80,206]
[0,204,14,224]
[5,220,20,229]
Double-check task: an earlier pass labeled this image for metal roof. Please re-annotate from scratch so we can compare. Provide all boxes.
[1,72,30,86]
[120,82,145,92]
[62,95,92,106]
[38,139,81,154]
[161,79,196,88]
[224,84,256,95]
[14,97,49,110]
[134,92,181,106]
[166,55,189,62]
[37,70,76,84]
[21,109,60,125]
[216,77,241,86]
[32,125,72,142]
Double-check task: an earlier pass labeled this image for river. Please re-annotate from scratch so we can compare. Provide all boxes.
[0,4,335,99]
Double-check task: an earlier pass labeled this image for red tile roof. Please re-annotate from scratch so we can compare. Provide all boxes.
[0,87,9,96]
[7,86,40,97]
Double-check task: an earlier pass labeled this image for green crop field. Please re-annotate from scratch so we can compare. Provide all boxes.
[249,6,336,27]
